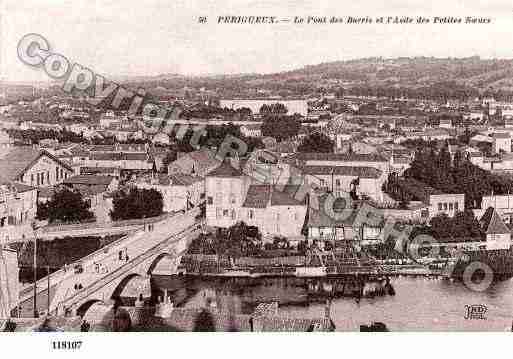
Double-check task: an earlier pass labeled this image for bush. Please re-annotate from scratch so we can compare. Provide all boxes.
[110,187,164,220]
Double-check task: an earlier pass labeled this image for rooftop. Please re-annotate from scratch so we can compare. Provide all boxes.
[302,165,382,179]
[207,160,243,178]
[62,175,116,186]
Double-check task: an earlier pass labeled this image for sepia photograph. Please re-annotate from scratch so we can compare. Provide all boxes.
[0,0,512,356]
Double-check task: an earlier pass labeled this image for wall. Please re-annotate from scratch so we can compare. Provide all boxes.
[206,176,249,228]
[21,155,73,187]
[429,194,465,218]
[486,233,511,250]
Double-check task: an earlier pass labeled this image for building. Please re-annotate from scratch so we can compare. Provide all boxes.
[302,165,385,202]
[287,152,390,174]
[390,178,464,218]
[0,147,74,188]
[0,182,37,241]
[241,184,307,239]
[205,161,250,228]
[206,159,308,239]
[479,207,511,250]
[134,173,204,213]
[85,152,153,171]
[492,132,511,154]
[240,124,262,138]
[169,148,221,178]
[439,118,452,129]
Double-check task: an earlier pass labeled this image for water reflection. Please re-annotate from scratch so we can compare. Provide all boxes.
[152,275,513,331]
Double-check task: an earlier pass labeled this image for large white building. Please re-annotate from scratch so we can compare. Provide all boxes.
[205,160,307,239]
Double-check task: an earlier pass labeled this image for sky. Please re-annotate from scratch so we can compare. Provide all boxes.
[2,0,513,82]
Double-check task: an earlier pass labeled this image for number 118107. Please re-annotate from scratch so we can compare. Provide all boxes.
[52,341,82,350]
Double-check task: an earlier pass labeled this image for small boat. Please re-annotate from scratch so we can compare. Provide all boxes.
[360,322,389,332]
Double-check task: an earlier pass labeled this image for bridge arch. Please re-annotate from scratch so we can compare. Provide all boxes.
[145,252,178,275]
[76,299,105,318]
[109,273,153,307]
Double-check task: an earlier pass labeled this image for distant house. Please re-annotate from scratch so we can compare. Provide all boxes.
[134,173,204,213]
[241,184,307,240]
[168,148,221,177]
[479,207,511,250]
[240,124,262,137]
[0,182,38,239]
[302,165,385,202]
[439,118,452,129]
[390,178,464,219]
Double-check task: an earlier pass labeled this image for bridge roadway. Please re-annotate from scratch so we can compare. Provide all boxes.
[16,208,202,317]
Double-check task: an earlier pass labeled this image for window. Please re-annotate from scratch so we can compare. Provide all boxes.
[223,209,229,217]
[31,174,34,185]
[335,179,340,187]
[47,171,50,184]
[438,203,442,211]
[56,167,59,180]
[449,203,453,210]
[454,202,459,211]
[320,179,325,187]
[60,168,64,179]
[216,208,222,219]
[249,210,254,219]
[293,212,298,220]
[231,210,235,220]
[443,203,448,210]
[207,196,213,205]
[230,194,236,204]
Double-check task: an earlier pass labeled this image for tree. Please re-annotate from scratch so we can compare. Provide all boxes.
[37,188,94,224]
[298,132,334,153]
[110,188,164,221]
[261,115,301,141]
[259,103,287,115]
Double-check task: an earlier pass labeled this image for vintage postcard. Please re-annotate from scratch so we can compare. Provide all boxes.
[0,0,512,349]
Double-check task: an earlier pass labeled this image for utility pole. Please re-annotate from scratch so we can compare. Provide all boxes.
[47,264,50,315]
[32,227,38,318]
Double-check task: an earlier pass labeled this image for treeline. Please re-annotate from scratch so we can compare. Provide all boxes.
[7,128,85,144]
[404,145,513,208]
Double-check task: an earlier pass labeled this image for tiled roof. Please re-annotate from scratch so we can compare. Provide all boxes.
[493,132,510,139]
[91,152,148,161]
[302,165,382,179]
[169,173,203,186]
[270,185,307,206]
[307,193,359,228]
[242,185,307,208]
[480,207,510,234]
[62,175,115,186]
[292,152,388,163]
[242,185,270,208]
[207,160,243,177]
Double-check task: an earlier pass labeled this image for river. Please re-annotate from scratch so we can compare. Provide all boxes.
[151,275,513,331]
